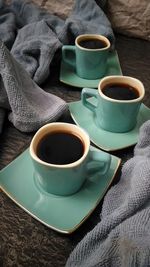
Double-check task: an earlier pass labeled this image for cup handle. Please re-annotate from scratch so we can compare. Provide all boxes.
[62,45,76,68]
[81,88,99,113]
[87,150,111,176]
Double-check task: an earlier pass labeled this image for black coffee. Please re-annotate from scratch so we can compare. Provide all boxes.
[36,131,84,165]
[102,83,139,100]
[79,38,107,49]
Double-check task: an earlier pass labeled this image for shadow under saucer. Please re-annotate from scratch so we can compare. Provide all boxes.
[59,50,122,88]
[69,98,150,151]
[0,147,121,234]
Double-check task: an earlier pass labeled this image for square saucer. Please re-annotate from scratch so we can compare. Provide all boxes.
[59,50,122,88]
[0,147,121,234]
[69,98,150,151]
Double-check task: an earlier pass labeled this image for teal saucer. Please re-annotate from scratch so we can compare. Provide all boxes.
[0,147,121,234]
[59,50,122,88]
[69,98,150,151]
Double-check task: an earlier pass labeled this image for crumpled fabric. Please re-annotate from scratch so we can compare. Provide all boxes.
[0,0,115,132]
[0,0,115,133]
[0,40,67,132]
[1,0,115,85]
[66,120,150,267]
[107,0,150,41]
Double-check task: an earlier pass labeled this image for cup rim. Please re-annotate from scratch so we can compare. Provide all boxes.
[30,122,90,168]
[75,34,110,51]
[98,75,145,103]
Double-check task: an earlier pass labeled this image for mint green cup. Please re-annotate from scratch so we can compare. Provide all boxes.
[81,76,145,133]
[30,122,111,196]
[62,34,110,80]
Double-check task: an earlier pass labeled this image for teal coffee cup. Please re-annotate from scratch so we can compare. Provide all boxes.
[30,122,111,196]
[82,75,145,133]
[62,34,110,80]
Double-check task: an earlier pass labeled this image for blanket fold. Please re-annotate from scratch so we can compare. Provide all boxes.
[2,0,115,85]
[0,40,67,132]
[66,120,150,267]
[0,0,115,133]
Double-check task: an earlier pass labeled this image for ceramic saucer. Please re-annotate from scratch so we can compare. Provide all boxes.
[0,147,121,234]
[69,98,150,151]
[59,50,122,88]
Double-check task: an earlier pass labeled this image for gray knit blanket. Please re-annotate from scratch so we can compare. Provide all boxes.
[0,0,114,133]
[66,120,150,267]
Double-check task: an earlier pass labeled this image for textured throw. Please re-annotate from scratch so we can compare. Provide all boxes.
[7,0,114,85]
[0,0,115,133]
[66,120,150,267]
[0,40,67,132]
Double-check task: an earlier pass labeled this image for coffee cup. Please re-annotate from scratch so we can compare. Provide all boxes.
[81,75,145,133]
[30,122,111,196]
[62,34,110,80]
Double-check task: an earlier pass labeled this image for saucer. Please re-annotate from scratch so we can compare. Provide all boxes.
[0,147,121,234]
[69,98,150,151]
[59,50,122,88]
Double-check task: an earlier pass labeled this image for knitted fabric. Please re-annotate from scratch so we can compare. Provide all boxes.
[66,120,150,267]
[0,40,67,132]
[1,0,115,85]
[0,0,115,133]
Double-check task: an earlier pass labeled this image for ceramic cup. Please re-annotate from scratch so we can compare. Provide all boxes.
[81,75,145,133]
[30,122,111,196]
[62,34,110,80]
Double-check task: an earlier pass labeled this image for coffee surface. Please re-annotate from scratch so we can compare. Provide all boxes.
[102,83,139,100]
[79,38,107,49]
[36,132,84,165]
